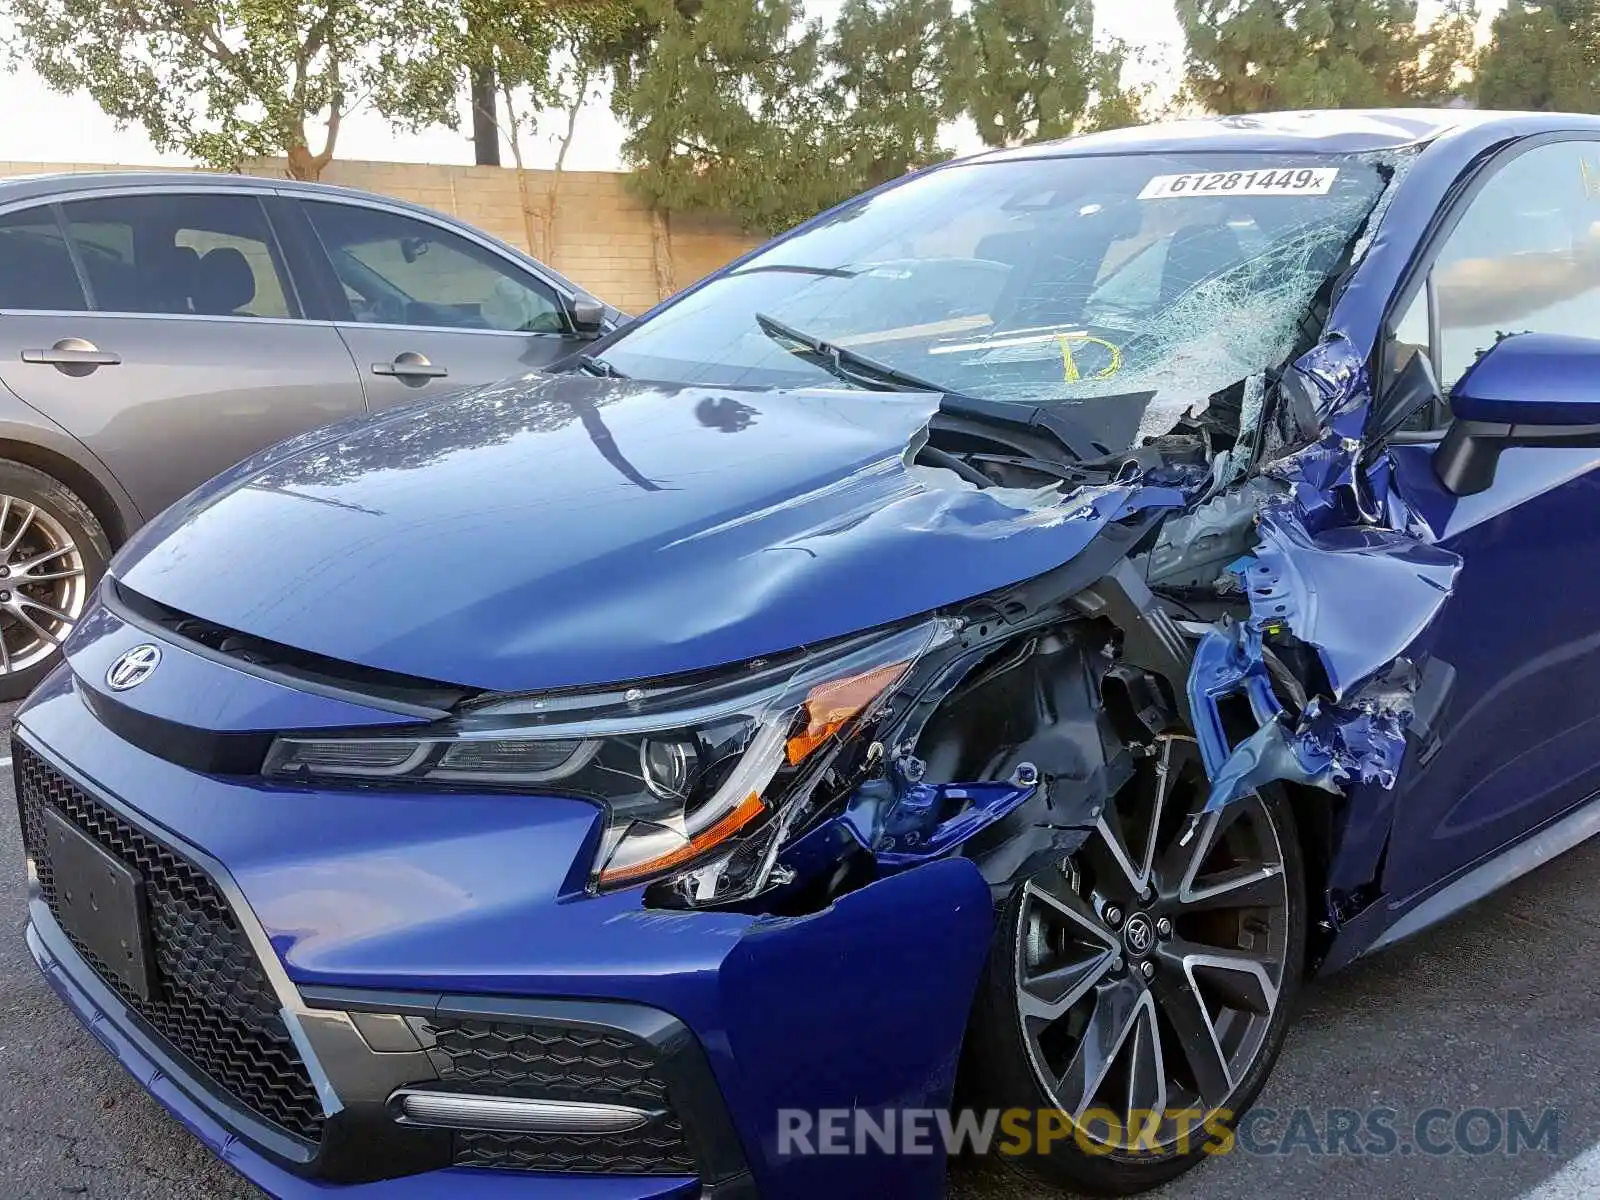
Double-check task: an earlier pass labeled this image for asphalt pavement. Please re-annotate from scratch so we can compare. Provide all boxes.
[4,696,1600,1199]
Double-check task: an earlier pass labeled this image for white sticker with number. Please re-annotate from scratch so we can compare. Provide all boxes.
[1139,167,1340,200]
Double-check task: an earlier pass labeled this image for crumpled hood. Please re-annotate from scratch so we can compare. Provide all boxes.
[115,375,1141,693]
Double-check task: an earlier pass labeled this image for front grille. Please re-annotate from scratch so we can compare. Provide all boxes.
[15,741,325,1142]
[429,1016,696,1175]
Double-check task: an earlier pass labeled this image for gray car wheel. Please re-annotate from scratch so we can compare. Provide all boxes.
[0,460,110,700]
[962,735,1306,1195]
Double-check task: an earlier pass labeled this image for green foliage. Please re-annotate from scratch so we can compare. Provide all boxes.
[1177,0,1476,113]
[1404,0,1479,103]
[826,0,965,187]
[610,0,843,233]
[961,0,1142,146]
[610,0,1147,233]
[5,0,453,178]
[386,0,632,143]
[1476,0,1600,112]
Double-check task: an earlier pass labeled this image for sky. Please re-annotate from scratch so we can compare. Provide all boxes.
[0,0,1498,173]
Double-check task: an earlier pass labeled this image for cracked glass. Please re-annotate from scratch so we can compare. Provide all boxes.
[601,151,1396,450]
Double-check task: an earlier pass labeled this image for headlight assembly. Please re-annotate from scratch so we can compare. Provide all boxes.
[264,619,955,894]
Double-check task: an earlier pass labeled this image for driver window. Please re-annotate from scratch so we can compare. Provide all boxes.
[303,200,567,334]
[1427,141,1600,390]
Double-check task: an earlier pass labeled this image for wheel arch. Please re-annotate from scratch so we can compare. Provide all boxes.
[0,438,133,547]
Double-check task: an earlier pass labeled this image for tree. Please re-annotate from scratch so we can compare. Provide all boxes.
[389,1,632,260]
[5,0,442,179]
[1476,1,1600,112]
[610,0,838,238]
[470,57,503,167]
[1404,0,1479,105]
[1177,0,1476,114]
[491,24,615,264]
[825,0,964,188]
[959,0,1145,147]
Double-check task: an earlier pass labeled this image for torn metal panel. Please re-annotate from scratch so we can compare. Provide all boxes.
[1297,695,1411,790]
[1186,621,1285,786]
[1190,656,1421,817]
[1184,315,1459,816]
[1203,662,1419,813]
[1239,505,1462,701]
[1262,337,1374,527]
[1205,715,1342,813]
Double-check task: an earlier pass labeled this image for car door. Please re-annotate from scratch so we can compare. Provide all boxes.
[0,188,366,519]
[294,197,586,410]
[1378,136,1600,901]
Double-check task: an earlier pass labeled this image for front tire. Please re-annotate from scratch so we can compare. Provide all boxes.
[963,735,1306,1195]
[0,461,109,701]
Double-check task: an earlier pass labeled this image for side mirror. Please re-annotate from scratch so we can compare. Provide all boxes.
[569,295,607,334]
[1434,333,1600,496]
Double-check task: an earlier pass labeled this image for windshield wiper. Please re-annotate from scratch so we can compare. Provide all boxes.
[755,312,1123,464]
[754,311,949,395]
[732,264,860,279]
[574,354,625,378]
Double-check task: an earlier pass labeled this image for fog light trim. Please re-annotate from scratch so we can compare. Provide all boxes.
[391,1088,657,1134]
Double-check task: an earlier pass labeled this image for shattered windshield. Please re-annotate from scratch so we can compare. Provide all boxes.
[600,151,1393,449]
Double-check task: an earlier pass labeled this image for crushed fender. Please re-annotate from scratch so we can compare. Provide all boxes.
[1186,333,1462,814]
[1240,506,1460,701]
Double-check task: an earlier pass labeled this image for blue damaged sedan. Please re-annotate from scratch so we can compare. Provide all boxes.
[17,108,1600,1197]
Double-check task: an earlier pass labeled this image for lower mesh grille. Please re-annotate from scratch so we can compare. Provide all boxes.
[429,1016,696,1174]
[15,741,325,1142]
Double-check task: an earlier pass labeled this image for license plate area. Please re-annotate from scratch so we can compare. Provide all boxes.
[43,808,156,1002]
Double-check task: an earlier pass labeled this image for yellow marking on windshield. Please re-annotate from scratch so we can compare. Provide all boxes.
[1058,333,1124,382]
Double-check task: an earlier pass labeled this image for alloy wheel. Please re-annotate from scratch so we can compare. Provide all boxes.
[0,495,89,674]
[1014,734,1290,1152]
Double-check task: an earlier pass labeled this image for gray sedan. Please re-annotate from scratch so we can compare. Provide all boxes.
[0,171,618,697]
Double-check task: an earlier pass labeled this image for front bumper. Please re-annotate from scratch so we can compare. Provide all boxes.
[17,660,995,1199]
[28,919,699,1200]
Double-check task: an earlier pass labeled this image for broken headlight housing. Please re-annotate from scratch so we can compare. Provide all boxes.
[263,620,953,895]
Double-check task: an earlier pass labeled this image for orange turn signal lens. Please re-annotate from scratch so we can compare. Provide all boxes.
[597,790,767,887]
[785,661,910,766]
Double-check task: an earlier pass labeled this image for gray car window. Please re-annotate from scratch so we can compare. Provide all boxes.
[0,208,87,311]
[59,193,296,319]
[303,200,567,334]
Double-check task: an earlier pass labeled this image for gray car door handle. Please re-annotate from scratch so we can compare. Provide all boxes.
[22,338,122,369]
[372,352,448,379]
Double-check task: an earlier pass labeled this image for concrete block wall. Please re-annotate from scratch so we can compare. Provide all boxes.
[0,158,762,313]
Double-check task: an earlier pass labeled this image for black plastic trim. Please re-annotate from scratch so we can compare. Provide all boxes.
[260,194,341,322]
[300,985,753,1187]
[103,578,472,718]
[17,728,457,1183]
[1433,418,1600,495]
[75,677,274,774]
[28,905,318,1163]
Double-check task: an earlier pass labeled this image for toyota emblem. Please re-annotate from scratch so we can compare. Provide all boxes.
[106,643,162,691]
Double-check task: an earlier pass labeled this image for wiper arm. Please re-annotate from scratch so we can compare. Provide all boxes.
[753,311,1140,467]
[754,311,949,395]
[732,264,860,279]
[574,354,625,378]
